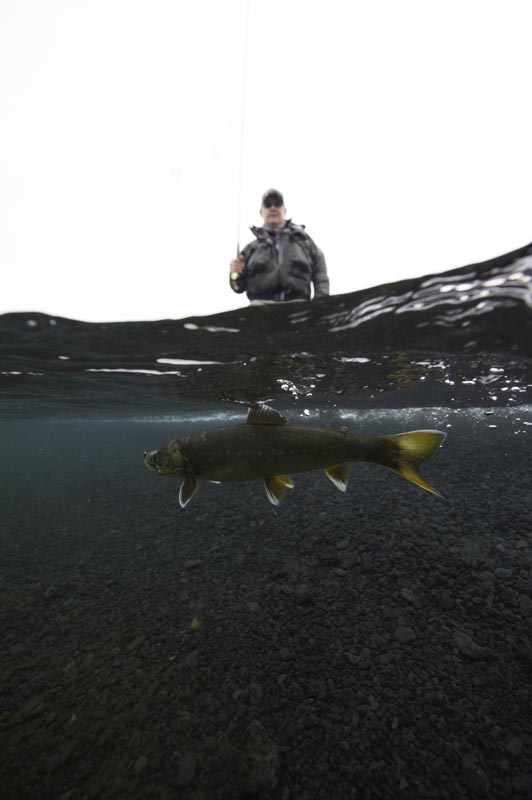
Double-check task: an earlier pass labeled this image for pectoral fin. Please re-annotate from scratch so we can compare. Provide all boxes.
[179,476,199,508]
[264,475,294,506]
[324,463,350,493]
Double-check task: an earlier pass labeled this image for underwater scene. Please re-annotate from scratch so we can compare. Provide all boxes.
[2,242,532,799]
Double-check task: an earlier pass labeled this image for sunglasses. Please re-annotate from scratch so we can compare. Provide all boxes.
[264,199,283,208]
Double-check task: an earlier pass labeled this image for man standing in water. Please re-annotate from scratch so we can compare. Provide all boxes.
[229,189,329,303]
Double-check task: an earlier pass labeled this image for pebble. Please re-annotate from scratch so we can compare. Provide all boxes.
[495,568,513,578]
[293,584,314,606]
[394,626,416,644]
[176,752,196,787]
[184,649,199,668]
[512,775,531,794]
[399,588,416,604]
[505,736,523,757]
[133,756,148,775]
[336,540,350,550]
[454,631,486,659]
[319,548,341,566]
[241,720,280,794]
[459,762,490,796]
[46,751,70,773]
[249,683,263,704]
[434,590,455,610]
[518,594,532,615]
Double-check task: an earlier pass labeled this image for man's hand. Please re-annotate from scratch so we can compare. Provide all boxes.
[229,255,245,279]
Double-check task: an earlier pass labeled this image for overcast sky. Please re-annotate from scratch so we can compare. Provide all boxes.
[1,0,531,322]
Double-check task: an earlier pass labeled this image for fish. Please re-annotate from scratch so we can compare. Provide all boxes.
[144,405,446,508]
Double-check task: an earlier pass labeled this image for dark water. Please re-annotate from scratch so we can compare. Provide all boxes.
[2,243,532,799]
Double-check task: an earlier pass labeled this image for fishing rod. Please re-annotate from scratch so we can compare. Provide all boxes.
[236,0,251,262]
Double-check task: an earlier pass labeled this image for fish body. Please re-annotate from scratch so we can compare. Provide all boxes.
[144,405,446,508]
[176,425,387,480]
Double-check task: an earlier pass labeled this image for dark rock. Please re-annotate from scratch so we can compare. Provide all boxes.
[505,736,523,757]
[176,752,197,787]
[133,756,148,775]
[477,571,496,582]
[399,588,416,604]
[184,649,200,668]
[239,720,280,796]
[319,548,341,566]
[394,626,416,644]
[459,762,490,796]
[454,631,486,659]
[434,590,456,610]
[494,568,513,578]
[336,540,350,550]
[249,683,264,705]
[46,750,72,773]
[518,594,532,616]
[293,584,314,606]
[512,775,532,794]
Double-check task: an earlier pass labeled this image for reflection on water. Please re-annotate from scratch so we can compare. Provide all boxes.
[325,255,532,332]
[1,240,532,417]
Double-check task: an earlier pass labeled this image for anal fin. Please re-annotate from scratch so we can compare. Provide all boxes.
[264,475,294,506]
[179,476,199,508]
[324,463,350,493]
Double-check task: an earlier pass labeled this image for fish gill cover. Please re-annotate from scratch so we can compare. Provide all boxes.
[1,242,532,416]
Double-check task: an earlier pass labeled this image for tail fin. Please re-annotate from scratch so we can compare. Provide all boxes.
[378,430,446,496]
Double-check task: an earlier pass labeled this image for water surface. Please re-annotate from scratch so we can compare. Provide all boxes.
[2,243,532,798]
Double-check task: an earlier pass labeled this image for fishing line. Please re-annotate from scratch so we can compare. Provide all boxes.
[236,0,251,258]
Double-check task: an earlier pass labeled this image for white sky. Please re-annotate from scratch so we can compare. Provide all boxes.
[1,0,531,322]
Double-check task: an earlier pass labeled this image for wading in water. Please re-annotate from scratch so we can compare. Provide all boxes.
[229,189,330,304]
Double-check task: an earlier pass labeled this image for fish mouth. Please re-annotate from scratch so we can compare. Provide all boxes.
[144,447,184,476]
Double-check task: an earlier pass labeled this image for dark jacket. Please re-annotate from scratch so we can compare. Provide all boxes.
[230,220,329,301]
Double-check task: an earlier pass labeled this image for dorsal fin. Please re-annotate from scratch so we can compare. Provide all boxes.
[246,405,287,426]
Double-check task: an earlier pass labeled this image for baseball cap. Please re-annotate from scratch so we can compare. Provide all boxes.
[261,188,284,206]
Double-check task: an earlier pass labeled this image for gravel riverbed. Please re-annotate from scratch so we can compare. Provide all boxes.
[1,414,532,799]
